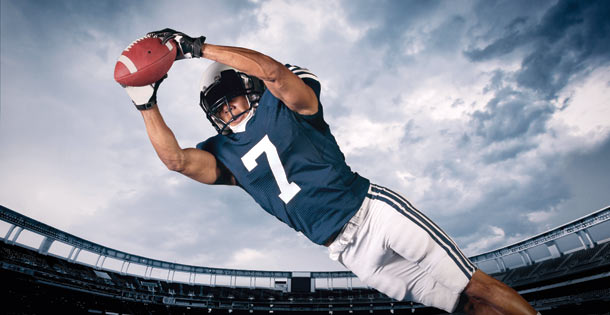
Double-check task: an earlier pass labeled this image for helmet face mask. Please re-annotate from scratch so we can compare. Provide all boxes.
[205,94,252,135]
[199,65,265,135]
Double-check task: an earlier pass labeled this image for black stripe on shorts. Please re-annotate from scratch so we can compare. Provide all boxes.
[367,184,476,279]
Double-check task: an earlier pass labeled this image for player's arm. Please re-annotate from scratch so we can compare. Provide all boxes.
[201,44,318,115]
[122,78,235,186]
[147,29,318,115]
[140,107,235,185]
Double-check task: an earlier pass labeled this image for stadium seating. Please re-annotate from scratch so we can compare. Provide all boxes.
[2,238,609,314]
[2,204,609,314]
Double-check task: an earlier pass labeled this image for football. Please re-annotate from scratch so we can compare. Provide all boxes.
[114,36,177,86]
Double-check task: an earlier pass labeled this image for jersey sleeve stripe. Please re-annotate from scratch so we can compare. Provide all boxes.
[286,64,320,92]
[287,65,318,78]
[296,73,319,81]
[292,69,319,82]
[293,70,317,77]
[289,66,315,76]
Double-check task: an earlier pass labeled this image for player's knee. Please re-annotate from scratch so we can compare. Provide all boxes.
[465,277,485,297]
[465,275,492,300]
[465,271,506,301]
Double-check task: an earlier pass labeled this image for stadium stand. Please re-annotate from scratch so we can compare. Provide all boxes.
[1,204,609,314]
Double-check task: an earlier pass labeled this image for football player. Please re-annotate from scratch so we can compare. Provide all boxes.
[122,28,538,315]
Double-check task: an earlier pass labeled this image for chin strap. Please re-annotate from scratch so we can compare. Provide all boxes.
[229,108,255,133]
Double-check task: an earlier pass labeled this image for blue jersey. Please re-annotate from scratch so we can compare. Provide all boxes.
[197,65,370,245]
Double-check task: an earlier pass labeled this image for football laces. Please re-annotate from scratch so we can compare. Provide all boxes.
[125,35,152,52]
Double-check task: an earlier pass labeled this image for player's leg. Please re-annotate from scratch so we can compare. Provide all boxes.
[337,232,463,312]
[463,270,537,315]
[369,184,476,293]
[341,240,505,314]
[457,292,504,315]
[329,189,457,311]
[370,184,537,314]
[334,184,466,311]
[361,252,464,312]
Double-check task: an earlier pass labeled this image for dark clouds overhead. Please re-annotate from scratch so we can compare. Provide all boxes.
[463,0,610,174]
[471,87,555,146]
[466,0,610,99]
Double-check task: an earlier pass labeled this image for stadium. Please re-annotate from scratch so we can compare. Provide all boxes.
[2,204,609,314]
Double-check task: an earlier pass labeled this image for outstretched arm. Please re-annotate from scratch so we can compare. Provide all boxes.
[201,44,318,115]
[147,28,318,115]
[122,78,235,186]
[139,106,233,185]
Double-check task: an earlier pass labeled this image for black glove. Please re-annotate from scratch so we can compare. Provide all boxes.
[147,28,206,60]
[123,75,167,110]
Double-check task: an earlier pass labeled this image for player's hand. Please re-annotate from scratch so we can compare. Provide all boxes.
[147,28,206,60]
[123,75,167,110]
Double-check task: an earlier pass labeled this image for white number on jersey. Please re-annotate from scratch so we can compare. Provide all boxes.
[241,135,301,204]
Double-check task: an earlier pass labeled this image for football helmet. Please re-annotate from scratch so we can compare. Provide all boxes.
[199,62,265,135]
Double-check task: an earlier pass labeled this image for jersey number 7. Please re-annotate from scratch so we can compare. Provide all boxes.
[241,135,301,204]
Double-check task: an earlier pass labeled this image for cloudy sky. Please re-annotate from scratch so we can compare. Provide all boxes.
[1,0,609,272]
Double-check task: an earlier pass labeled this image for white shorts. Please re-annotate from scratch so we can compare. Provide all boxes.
[328,183,476,312]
